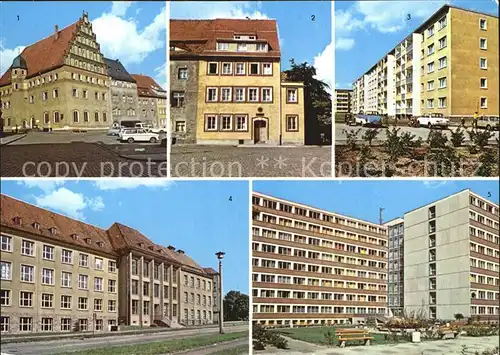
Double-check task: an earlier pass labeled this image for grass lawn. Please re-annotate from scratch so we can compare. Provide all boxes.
[58,331,247,355]
[208,344,249,355]
[274,327,402,346]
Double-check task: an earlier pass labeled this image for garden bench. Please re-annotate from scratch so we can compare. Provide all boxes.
[335,329,374,347]
[438,327,459,339]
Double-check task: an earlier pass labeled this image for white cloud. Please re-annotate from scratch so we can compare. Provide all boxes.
[34,188,88,220]
[87,196,105,211]
[110,1,134,17]
[93,179,173,190]
[313,42,333,95]
[17,179,66,193]
[335,38,355,51]
[335,9,364,37]
[171,1,269,19]
[153,63,167,88]
[0,40,26,76]
[92,5,166,65]
[423,181,449,189]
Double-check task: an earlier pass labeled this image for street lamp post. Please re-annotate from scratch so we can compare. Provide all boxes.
[215,251,225,334]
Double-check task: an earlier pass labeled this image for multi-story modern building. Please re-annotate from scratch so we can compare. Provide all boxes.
[334,89,352,114]
[351,5,498,119]
[251,192,388,328]
[131,74,167,128]
[385,218,404,317]
[0,194,218,334]
[170,19,305,145]
[404,190,499,321]
[104,58,139,125]
[0,12,111,131]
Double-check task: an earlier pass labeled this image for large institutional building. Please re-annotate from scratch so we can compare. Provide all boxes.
[403,190,499,321]
[251,192,389,327]
[351,5,498,119]
[170,19,305,145]
[0,194,218,334]
[0,12,165,131]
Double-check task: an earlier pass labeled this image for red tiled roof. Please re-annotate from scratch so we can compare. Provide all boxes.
[170,19,281,58]
[131,74,166,98]
[0,194,116,256]
[203,267,218,275]
[0,21,80,87]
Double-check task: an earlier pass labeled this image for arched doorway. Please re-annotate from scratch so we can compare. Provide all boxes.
[22,120,28,129]
[253,118,268,144]
[31,116,36,128]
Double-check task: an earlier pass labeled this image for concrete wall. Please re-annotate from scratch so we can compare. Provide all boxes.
[404,190,471,320]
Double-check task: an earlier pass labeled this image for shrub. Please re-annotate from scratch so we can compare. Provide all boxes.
[384,127,414,161]
[427,129,448,149]
[252,324,288,350]
[427,147,460,177]
[476,149,497,177]
[454,313,465,321]
[344,129,361,151]
[468,129,493,151]
[451,128,466,147]
[362,128,380,146]
[323,330,336,346]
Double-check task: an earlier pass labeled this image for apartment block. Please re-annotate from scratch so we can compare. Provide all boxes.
[251,193,388,328]
[170,19,305,145]
[351,5,498,118]
[385,218,404,317]
[404,190,499,321]
[0,194,218,334]
[334,89,352,114]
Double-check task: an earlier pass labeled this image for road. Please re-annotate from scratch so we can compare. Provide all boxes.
[1,325,248,355]
[171,145,332,177]
[335,123,499,143]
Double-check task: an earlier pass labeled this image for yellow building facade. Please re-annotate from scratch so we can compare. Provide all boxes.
[170,19,305,145]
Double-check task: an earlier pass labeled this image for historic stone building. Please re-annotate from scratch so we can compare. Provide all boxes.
[0,194,218,334]
[131,74,167,128]
[170,19,305,145]
[0,12,111,131]
[104,58,138,125]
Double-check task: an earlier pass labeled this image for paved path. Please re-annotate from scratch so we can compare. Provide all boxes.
[0,325,248,355]
[335,124,499,144]
[175,338,249,355]
[255,335,499,355]
[171,145,331,177]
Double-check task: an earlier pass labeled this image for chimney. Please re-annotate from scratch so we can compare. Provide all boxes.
[54,25,59,40]
[177,250,185,255]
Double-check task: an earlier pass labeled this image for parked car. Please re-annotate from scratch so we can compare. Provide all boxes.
[417,113,449,128]
[477,115,499,131]
[149,126,167,134]
[353,111,383,127]
[107,127,121,136]
[120,129,159,143]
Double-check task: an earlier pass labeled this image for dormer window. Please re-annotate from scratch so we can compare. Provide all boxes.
[85,238,92,244]
[71,234,79,240]
[249,36,256,40]
[237,43,247,52]
[256,43,267,51]
[97,241,104,247]
[148,246,155,251]
[234,35,241,40]
[49,227,57,235]
[138,242,145,248]
[217,43,229,51]
[33,222,40,230]
[13,216,22,225]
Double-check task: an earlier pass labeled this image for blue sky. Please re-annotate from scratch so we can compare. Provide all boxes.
[0,1,166,85]
[171,1,333,91]
[335,0,499,88]
[0,179,249,294]
[254,180,499,224]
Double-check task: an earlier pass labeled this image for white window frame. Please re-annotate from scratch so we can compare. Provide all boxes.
[235,115,248,131]
[20,264,34,283]
[438,97,447,108]
[207,62,219,75]
[94,277,103,292]
[220,115,232,131]
[42,245,55,260]
[61,271,72,288]
[480,97,488,109]
[261,87,273,102]
[480,57,487,69]
[263,63,272,75]
[438,36,447,50]
[60,295,72,309]
[427,43,435,56]
[0,235,12,252]
[41,268,54,285]
[41,293,53,308]
[438,77,447,89]
[438,16,447,30]
[78,297,88,310]
[234,88,245,102]
[1,262,12,280]
[79,253,89,267]
[237,43,247,52]
[0,290,10,306]
[480,77,488,89]
[248,87,259,102]
[438,56,447,69]
[19,317,32,332]
[427,99,434,109]
[221,62,232,75]
[427,80,435,91]
[220,87,232,102]
[78,274,88,290]
[217,42,229,51]
[206,87,218,102]
[94,257,103,270]
[256,43,267,51]
[479,18,487,30]
[19,291,33,307]
[287,115,299,131]
[61,249,73,264]
[249,63,260,75]
[21,240,35,256]
[235,63,246,75]
[287,88,298,103]
[205,115,218,131]
[479,37,487,50]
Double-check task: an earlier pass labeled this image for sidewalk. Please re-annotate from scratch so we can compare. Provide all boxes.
[0,134,26,146]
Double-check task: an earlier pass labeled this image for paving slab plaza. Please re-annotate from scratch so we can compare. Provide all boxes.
[256,335,500,355]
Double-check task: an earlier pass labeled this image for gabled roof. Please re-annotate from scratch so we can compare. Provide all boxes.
[104,58,136,83]
[0,194,116,256]
[131,74,166,98]
[0,21,80,87]
[203,267,218,275]
[170,19,281,58]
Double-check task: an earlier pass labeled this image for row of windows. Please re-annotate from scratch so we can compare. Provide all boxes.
[0,290,116,311]
[0,316,116,333]
[253,288,386,302]
[469,273,499,286]
[253,197,387,235]
[182,308,212,321]
[0,262,117,291]
[470,258,499,272]
[254,305,387,315]
[252,273,387,292]
[470,196,498,215]
[469,242,500,259]
[470,289,500,301]
[131,280,178,300]
[182,292,213,306]
[205,61,273,76]
[470,306,499,316]
[0,236,116,271]
[216,40,268,52]
[253,257,387,280]
[470,212,500,232]
[130,259,180,284]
